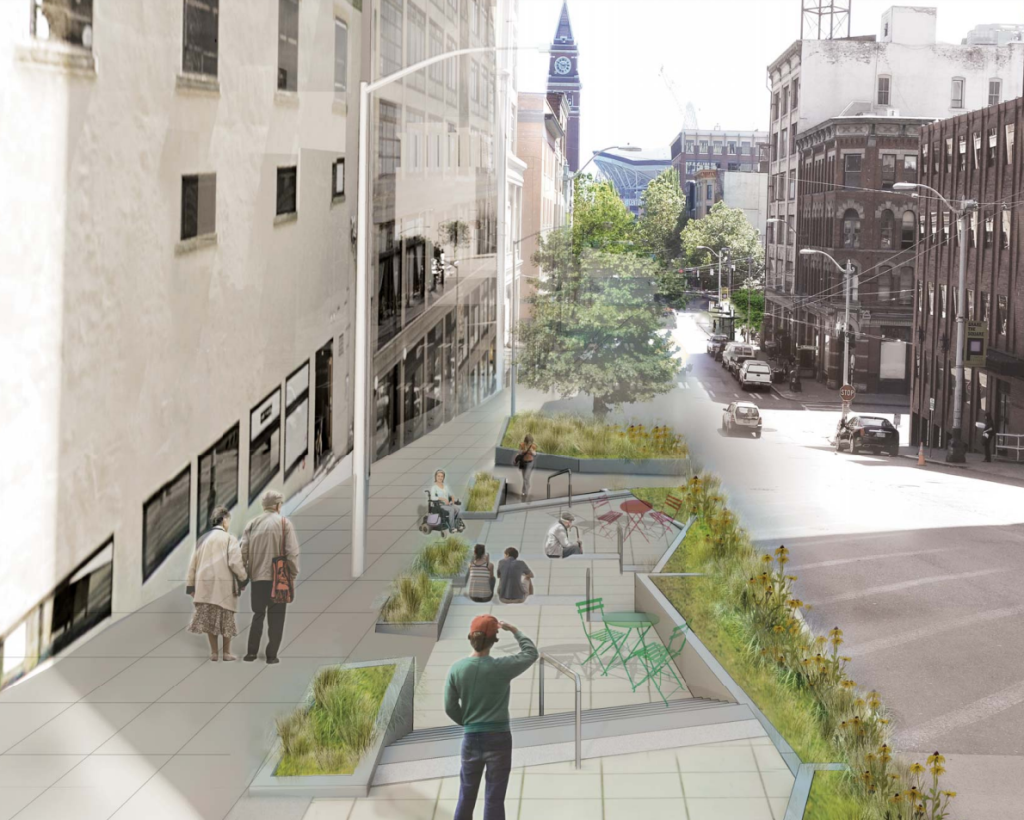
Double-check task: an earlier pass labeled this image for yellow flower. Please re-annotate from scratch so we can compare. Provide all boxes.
[931,765,946,776]
[909,763,925,776]
[927,752,945,766]
[941,791,957,798]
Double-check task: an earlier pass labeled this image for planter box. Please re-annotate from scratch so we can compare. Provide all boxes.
[249,656,416,799]
[375,580,453,641]
[461,477,506,520]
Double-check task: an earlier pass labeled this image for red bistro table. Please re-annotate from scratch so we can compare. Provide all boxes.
[619,498,653,542]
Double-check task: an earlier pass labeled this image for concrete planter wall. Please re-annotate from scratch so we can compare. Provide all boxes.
[249,656,416,799]
[375,580,454,641]
[461,477,506,520]
[495,416,690,476]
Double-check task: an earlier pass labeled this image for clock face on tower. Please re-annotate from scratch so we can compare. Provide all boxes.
[554,56,572,75]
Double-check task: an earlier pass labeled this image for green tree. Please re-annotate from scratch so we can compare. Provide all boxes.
[638,169,686,265]
[680,201,764,270]
[570,174,636,258]
[730,288,765,337]
[518,230,677,418]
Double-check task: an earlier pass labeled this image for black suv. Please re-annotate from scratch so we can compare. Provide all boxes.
[834,415,899,456]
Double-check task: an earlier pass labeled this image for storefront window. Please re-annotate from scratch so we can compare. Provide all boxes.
[143,466,191,580]
[197,424,239,535]
[248,389,281,506]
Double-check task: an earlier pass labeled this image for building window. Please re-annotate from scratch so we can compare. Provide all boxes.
[877,267,892,303]
[989,79,1001,106]
[249,388,281,505]
[429,22,444,90]
[792,79,799,108]
[183,0,219,77]
[1007,124,1016,165]
[31,0,93,47]
[772,91,780,121]
[842,209,860,248]
[278,0,299,92]
[406,4,426,92]
[881,154,896,188]
[381,0,403,77]
[917,280,923,313]
[982,291,991,324]
[197,424,239,535]
[904,154,917,182]
[787,170,795,199]
[968,289,975,320]
[780,129,788,157]
[928,282,934,315]
[901,211,916,249]
[988,127,998,167]
[940,284,947,318]
[143,466,191,581]
[782,86,789,115]
[899,267,913,305]
[973,132,982,169]
[945,137,953,173]
[880,209,895,249]
[970,211,978,247]
[843,154,862,189]
[877,76,891,106]
[379,101,401,178]
[284,362,310,480]
[276,166,297,216]
[1002,210,1011,250]
[950,78,965,109]
[181,173,216,241]
[998,295,1008,336]
[445,36,458,93]
[332,157,345,200]
[700,140,709,154]
[958,135,967,171]
[985,216,994,248]
[334,17,348,96]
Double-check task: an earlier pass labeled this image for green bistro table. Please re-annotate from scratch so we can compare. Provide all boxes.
[602,611,660,691]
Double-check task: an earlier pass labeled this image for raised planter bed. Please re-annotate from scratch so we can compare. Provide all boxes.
[375,579,454,640]
[461,477,506,520]
[249,656,415,799]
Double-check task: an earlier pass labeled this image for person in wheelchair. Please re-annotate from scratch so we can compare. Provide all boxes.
[429,469,460,531]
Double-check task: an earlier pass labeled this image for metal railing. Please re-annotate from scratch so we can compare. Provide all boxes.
[546,468,573,506]
[996,432,1024,462]
[537,653,583,769]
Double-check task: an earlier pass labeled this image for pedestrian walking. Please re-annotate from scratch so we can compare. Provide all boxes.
[544,512,583,559]
[466,544,495,603]
[186,507,248,661]
[514,434,538,502]
[496,547,533,604]
[240,489,300,664]
[445,615,538,820]
[982,412,995,462]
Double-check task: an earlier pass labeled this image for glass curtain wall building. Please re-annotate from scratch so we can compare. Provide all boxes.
[366,0,500,460]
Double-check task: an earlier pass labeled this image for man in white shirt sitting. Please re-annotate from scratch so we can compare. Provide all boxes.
[545,512,583,559]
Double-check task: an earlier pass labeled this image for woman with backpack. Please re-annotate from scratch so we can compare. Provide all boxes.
[515,434,538,502]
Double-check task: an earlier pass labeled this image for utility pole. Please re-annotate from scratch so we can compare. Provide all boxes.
[843,259,853,387]
[948,200,977,463]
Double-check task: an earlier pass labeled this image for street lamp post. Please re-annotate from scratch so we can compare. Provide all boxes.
[353,43,547,578]
[696,245,729,311]
[894,182,976,463]
[800,249,854,404]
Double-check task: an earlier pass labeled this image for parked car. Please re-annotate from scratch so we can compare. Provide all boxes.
[723,344,757,377]
[707,334,730,356]
[834,414,899,456]
[739,360,773,391]
[722,401,763,438]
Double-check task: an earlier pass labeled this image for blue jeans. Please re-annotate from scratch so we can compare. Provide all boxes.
[454,731,513,820]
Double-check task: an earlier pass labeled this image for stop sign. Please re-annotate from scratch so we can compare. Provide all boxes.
[839,384,856,402]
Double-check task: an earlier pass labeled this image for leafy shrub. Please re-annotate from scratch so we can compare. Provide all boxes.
[503,411,688,460]
[379,571,447,624]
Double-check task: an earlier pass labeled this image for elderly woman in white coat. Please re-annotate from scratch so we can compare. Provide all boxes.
[186,506,248,661]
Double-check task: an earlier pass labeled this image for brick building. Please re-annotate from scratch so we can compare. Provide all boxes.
[669,128,767,218]
[782,116,927,393]
[911,97,1023,452]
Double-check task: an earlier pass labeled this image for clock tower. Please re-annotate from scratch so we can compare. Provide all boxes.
[546,1,582,172]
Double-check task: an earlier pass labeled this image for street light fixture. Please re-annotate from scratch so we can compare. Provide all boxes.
[696,245,729,307]
[352,42,549,578]
[800,248,854,407]
[893,181,977,463]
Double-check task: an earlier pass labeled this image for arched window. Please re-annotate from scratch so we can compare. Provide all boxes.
[901,211,916,249]
[877,267,892,303]
[880,209,895,249]
[843,209,861,248]
[899,267,913,305]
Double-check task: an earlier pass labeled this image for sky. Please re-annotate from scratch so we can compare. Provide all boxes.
[516,0,1024,159]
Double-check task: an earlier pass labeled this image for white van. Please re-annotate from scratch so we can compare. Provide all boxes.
[723,344,756,376]
[740,360,773,391]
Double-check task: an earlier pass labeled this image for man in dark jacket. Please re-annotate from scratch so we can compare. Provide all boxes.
[982,413,995,462]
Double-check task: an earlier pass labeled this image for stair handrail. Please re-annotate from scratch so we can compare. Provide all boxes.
[546,468,573,507]
[537,653,582,769]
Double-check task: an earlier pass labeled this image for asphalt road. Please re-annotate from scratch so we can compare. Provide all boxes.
[535,311,1024,818]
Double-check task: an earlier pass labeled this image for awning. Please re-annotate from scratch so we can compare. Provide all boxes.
[986,348,1024,379]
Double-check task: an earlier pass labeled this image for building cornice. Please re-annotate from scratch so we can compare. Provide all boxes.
[795,116,933,152]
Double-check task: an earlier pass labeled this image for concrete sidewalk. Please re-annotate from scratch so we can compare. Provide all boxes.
[897,443,1024,484]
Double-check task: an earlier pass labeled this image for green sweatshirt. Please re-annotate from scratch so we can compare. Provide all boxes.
[444,630,538,733]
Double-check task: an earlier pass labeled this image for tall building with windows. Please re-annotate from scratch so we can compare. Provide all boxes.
[910,98,1023,453]
[365,0,502,461]
[545,1,581,172]
[669,128,768,218]
[764,5,1024,394]
[0,0,362,685]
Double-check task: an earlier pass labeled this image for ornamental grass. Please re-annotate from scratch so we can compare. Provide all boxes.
[412,534,470,577]
[503,411,688,460]
[647,473,958,820]
[465,472,502,512]
[379,571,447,624]
[275,664,395,776]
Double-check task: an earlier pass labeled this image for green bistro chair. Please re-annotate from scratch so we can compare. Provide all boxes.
[633,624,690,704]
[575,598,621,675]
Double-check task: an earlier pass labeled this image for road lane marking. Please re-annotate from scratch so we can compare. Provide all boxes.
[847,603,1024,658]
[788,548,954,572]
[897,676,1024,750]
[810,568,1001,605]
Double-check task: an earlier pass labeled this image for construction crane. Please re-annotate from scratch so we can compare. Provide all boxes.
[659,65,698,130]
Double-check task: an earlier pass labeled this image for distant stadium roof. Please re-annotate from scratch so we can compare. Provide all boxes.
[592,149,674,214]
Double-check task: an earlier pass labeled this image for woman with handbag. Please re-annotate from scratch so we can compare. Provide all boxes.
[515,434,538,502]
[186,506,248,661]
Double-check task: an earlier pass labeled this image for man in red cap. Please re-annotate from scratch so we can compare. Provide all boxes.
[445,614,537,820]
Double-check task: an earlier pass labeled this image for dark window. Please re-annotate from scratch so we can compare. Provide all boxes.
[197,424,239,535]
[899,267,913,305]
[877,267,892,303]
[183,0,218,76]
[989,79,1001,106]
[378,101,400,176]
[284,362,309,480]
[249,388,281,505]
[904,154,917,182]
[940,284,947,318]
[377,221,403,349]
[901,211,916,249]
[842,209,861,248]
[988,127,998,168]
[334,17,348,96]
[981,291,991,324]
[843,154,862,189]
[143,466,191,581]
[951,78,964,109]
[973,132,982,169]
[332,157,345,199]
[998,295,1008,336]
[1002,210,1011,250]
[278,0,299,91]
[880,209,895,249]
[877,76,891,106]
[403,339,425,444]
[276,166,297,216]
[985,216,994,248]
[881,154,896,188]
[31,0,93,47]
[792,79,799,108]
[181,173,216,241]
[405,236,427,325]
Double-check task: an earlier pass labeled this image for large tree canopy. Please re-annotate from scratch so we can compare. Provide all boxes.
[638,169,687,266]
[681,201,764,270]
[570,174,636,259]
